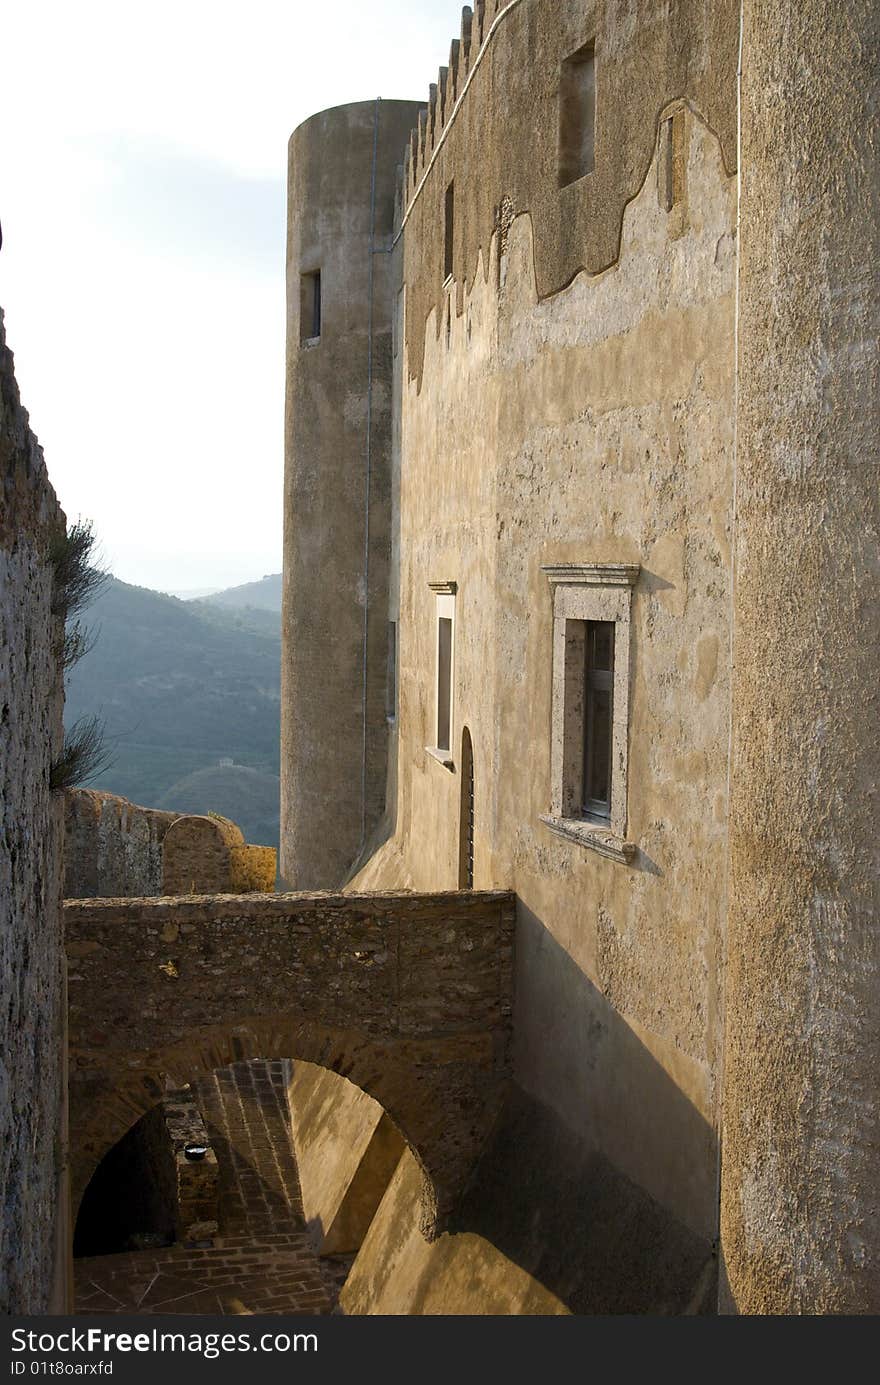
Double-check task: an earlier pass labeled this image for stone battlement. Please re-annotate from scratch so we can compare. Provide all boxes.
[398,4,512,219]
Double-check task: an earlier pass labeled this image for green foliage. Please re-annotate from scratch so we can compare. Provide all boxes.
[49,519,108,675]
[49,519,108,621]
[61,621,99,671]
[50,715,114,791]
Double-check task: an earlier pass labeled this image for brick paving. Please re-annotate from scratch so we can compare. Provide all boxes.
[74,1060,342,1315]
[195,1060,305,1237]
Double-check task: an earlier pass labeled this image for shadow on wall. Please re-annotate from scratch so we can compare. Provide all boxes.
[449,914,718,1315]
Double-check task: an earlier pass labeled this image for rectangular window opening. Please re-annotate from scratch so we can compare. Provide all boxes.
[386,621,397,721]
[437,615,453,751]
[300,269,321,342]
[660,118,675,212]
[658,113,685,213]
[583,619,614,818]
[559,42,596,188]
[543,563,638,855]
[444,181,455,282]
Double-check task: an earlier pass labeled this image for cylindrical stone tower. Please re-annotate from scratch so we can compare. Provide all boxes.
[721,1,880,1312]
[281,99,422,890]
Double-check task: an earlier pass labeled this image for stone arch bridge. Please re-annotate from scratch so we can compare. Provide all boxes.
[65,890,514,1236]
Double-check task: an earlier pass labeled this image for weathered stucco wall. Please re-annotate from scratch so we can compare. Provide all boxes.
[285,0,878,1315]
[340,1146,569,1316]
[286,1063,404,1254]
[352,91,736,1310]
[281,99,424,891]
[720,0,880,1315]
[0,310,69,1313]
[64,789,179,899]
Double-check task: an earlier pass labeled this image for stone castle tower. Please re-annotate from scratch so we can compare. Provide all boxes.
[280,100,424,891]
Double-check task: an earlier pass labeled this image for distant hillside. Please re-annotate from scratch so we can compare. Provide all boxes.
[166,585,221,600]
[64,577,281,846]
[199,573,282,614]
[157,764,280,851]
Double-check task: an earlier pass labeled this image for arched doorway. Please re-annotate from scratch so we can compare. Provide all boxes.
[458,727,474,889]
[72,1056,405,1316]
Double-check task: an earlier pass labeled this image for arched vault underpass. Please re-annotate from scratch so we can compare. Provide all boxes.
[65,890,514,1237]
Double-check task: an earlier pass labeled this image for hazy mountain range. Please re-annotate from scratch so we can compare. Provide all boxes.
[64,575,283,848]
[198,572,282,612]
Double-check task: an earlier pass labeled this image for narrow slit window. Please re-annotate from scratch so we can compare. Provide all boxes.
[459,726,475,889]
[583,620,614,818]
[660,117,675,212]
[559,42,596,187]
[386,620,397,721]
[300,269,321,342]
[444,181,455,281]
[437,615,453,751]
[428,583,456,766]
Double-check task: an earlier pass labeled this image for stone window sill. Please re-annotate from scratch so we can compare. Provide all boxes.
[539,814,635,864]
[301,335,320,350]
[425,745,455,771]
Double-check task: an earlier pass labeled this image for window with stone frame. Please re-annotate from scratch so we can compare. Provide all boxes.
[426,582,456,769]
[540,563,639,862]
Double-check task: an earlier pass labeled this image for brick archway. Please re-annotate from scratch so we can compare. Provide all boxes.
[66,890,514,1238]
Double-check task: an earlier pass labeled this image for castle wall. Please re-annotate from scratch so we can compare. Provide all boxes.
[161,813,276,894]
[349,4,738,1310]
[720,0,880,1314]
[284,0,879,1314]
[63,795,276,899]
[280,99,424,890]
[64,789,178,898]
[0,310,69,1312]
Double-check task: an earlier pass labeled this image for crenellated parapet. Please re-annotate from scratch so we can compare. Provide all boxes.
[400,4,504,214]
[395,0,739,385]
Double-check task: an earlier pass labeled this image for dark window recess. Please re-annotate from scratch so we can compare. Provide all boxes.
[559,42,596,187]
[660,117,675,211]
[437,616,453,751]
[659,111,684,212]
[444,181,455,281]
[459,726,474,888]
[583,619,614,818]
[386,621,397,720]
[300,270,321,342]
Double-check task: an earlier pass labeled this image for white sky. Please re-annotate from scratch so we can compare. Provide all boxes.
[1,0,457,591]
